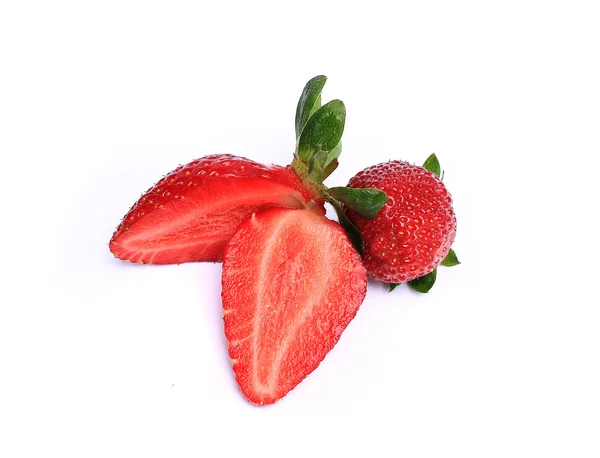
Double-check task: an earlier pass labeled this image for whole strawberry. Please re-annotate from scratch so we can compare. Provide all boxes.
[343,155,458,292]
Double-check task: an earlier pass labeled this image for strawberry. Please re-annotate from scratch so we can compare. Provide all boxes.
[108,74,461,406]
[110,154,324,264]
[221,208,367,405]
[343,155,457,291]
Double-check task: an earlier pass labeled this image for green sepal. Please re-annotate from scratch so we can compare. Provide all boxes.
[296,99,346,165]
[295,75,327,139]
[313,141,342,182]
[322,158,339,180]
[307,149,329,182]
[322,141,342,178]
[327,187,388,220]
[408,269,437,293]
[423,153,441,178]
[328,199,364,256]
[388,283,399,292]
[441,248,460,267]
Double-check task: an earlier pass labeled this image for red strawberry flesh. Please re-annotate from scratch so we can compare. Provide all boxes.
[221,208,367,405]
[110,155,324,264]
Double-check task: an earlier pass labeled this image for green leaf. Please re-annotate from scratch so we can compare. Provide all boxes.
[296,100,346,165]
[295,75,327,139]
[328,199,364,256]
[389,283,399,292]
[441,248,460,267]
[423,153,441,178]
[328,187,388,220]
[408,269,437,293]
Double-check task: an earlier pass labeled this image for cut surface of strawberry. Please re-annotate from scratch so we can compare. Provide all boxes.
[221,208,367,405]
[110,155,324,264]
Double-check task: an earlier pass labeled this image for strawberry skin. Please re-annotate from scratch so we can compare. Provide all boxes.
[110,154,324,264]
[221,208,367,405]
[344,160,456,283]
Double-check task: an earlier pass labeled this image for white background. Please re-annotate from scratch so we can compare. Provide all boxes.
[1,1,599,456]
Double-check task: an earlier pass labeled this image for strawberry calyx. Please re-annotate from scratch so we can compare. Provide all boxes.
[290,76,388,255]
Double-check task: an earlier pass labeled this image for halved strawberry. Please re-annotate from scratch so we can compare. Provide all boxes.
[221,208,367,405]
[109,154,324,264]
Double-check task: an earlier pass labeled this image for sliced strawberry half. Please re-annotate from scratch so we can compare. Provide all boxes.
[109,155,324,264]
[221,208,367,405]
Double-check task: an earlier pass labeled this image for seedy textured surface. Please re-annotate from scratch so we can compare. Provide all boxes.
[109,154,325,264]
[344,160,456,283]
[221,208,367,406]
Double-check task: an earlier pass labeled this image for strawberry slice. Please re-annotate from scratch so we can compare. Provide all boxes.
[110,155,324,264]
[221,208,367,405]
